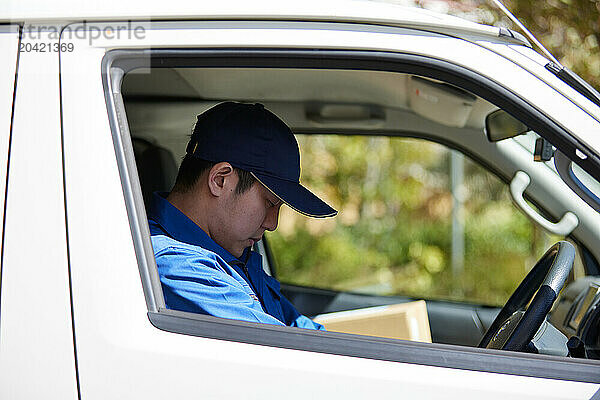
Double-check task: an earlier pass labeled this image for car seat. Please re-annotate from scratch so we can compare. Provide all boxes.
[131,137,178,209]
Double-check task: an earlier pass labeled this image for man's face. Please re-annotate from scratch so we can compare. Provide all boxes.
[213,176,282,258]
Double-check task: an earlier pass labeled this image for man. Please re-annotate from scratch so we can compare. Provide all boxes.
[147,102,337,330]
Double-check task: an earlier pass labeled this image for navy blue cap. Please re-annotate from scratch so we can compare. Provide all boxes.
[186,102,337,218]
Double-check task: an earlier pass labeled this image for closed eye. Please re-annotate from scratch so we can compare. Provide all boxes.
[266,198,282,208]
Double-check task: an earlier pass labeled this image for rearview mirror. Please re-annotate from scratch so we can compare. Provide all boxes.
[485,109,529,142]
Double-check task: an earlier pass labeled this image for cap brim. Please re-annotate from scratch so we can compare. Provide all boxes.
[251,172,337,218]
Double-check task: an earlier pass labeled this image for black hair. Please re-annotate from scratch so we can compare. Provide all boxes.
[171,154,255,195]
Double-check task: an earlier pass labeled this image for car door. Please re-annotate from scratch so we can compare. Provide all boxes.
[60,20,600,398]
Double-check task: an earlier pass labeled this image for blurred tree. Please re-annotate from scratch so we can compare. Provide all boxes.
[506,0,600,90]
[269,136,554,306]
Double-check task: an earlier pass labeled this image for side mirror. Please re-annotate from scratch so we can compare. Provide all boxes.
[485,109,529,142]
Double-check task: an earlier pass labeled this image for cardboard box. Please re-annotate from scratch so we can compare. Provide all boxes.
[313,300,432,342]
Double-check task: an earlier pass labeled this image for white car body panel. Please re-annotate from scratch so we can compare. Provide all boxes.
[55,20,600,398]
[1,0,503,38]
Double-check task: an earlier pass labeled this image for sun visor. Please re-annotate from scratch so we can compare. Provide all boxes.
[409,76,476,128]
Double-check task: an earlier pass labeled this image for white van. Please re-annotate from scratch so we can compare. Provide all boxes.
[1,1,600,398]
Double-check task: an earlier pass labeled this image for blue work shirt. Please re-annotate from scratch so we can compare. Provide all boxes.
[148,192,324,330]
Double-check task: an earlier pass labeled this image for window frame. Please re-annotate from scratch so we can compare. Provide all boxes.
[102,48,600,383]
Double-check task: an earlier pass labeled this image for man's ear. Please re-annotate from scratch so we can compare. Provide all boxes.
[207,162,236,197]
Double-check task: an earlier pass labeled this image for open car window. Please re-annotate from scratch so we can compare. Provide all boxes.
[122,64,598,349]
[105,45,600,380]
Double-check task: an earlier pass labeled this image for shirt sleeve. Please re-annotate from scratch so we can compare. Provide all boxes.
[263,274,326,331]
[155,245,286,326]
[292,315,326,330]
[279,295,326,330]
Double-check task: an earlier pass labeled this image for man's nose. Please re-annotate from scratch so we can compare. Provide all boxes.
[263,204,281,231]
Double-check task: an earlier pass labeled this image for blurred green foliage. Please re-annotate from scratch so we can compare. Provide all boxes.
[269,136,555,306]
[506,0,600,91]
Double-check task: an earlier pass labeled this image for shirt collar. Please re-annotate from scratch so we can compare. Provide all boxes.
[148,192,243,265]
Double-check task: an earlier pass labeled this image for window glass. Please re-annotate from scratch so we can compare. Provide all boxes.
[269,135,561,306]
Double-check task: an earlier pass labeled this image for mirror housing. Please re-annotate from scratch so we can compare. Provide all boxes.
[485,109,529,142]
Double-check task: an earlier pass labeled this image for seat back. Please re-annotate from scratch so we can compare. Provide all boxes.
[132,137,178,209]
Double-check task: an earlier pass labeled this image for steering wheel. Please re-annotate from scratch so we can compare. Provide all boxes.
[478,241,575,352]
